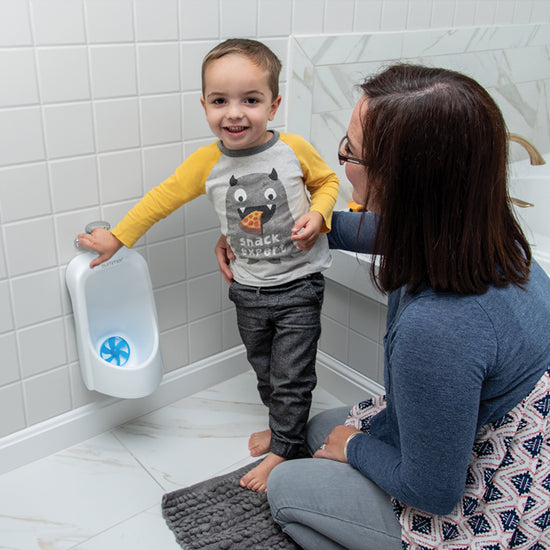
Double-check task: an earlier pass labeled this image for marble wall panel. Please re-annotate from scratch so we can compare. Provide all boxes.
[290,23,550,208]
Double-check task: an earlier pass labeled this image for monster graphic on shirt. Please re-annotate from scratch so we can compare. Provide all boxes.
[225,169,298,263]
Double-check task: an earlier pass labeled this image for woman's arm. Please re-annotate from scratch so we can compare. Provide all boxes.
[346,297,495,514]
[328,210,378,253]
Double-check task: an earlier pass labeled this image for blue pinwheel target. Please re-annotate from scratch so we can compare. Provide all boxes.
[100,336,130,366]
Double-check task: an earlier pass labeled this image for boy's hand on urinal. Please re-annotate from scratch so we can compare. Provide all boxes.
[77,228,123,268]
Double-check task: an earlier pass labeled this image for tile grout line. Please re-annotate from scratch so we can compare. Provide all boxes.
[110,428,167,492]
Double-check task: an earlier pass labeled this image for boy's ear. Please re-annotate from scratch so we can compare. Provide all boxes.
[200,96,206,111]
[268,95,282,121]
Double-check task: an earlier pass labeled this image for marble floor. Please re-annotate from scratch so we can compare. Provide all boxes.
[0,370,344,550]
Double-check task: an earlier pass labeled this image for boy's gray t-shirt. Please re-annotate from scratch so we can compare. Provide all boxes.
[206,131,332,286]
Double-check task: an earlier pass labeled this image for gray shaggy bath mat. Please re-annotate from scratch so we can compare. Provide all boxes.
[161,460,300,550]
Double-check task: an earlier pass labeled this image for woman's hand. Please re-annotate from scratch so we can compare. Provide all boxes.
[215,235,235,284]
[76,228,123,268]
[313,424,361,463]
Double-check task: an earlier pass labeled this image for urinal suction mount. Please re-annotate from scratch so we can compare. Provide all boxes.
[74,220,111,249]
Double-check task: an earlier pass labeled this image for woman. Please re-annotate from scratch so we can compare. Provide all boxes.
[216,64,550,549]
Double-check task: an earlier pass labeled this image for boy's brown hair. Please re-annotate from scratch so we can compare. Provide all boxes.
[201,38,282,100]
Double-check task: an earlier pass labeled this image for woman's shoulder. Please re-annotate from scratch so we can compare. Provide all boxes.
[392,289,498,347]
[388,289,498,377]
[396,273,549,344]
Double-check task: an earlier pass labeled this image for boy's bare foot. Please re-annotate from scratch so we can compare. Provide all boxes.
[248,429,271,457]
[240,452,286,492]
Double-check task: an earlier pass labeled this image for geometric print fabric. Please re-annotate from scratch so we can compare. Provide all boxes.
[346,367,550,549]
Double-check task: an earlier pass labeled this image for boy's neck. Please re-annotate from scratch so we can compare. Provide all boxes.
[222,129,274,151]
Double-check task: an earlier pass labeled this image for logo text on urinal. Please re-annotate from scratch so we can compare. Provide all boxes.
[100,258,124,269]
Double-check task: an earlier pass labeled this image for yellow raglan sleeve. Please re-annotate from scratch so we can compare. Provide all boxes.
[112,143,221,248]
[279,133,339,232]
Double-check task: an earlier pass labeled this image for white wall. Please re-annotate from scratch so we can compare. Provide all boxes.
[1,0,549,441]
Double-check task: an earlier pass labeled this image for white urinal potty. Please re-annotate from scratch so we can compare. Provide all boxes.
[66,247,163,398]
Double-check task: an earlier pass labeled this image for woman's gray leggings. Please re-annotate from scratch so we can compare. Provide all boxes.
[267,407,402,550]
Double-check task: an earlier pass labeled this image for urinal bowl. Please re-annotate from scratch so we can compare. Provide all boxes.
[66,248,163,398]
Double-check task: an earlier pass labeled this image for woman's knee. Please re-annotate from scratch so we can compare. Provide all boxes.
[306,407,351,453]
[267,459,309,522]
[267,460,292,510]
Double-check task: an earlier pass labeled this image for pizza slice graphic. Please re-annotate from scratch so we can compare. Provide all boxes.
[239,210,263,235]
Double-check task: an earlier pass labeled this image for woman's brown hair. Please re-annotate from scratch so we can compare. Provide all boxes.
[359,64,531,295]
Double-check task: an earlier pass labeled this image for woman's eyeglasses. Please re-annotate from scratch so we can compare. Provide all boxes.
[338,136,366,166]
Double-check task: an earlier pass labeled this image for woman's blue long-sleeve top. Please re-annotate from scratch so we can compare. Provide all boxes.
[328,210,550,515]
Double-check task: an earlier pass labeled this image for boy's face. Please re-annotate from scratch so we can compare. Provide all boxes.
[200,54,281,150]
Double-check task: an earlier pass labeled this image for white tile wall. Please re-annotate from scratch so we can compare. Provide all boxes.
[0,333,19,385]
[23,366,72,425]
[155,282,188,331]
[0,107,45,166]
[181,0,220,40]
[0,234,7,279]
[188,314,223,363]
[89,45,138,99]
[188,272,222,322]
[137,44,181,95]
[0,50,39,107]
[220,0,257,38]
[0,0,548,445]
[37,47,90,103]
[43,103,95,158]
[325,0,355,33]
[0,383,26,435]
[0,163,51,222]
[30,0,86,45]
[320,280,386,386]
[258,0,292,37]
[98,150,143,203]
[11,270,63,328]
[4,218,57,276]
[148,238,187,287]
[140,95,183,146]
[94,98,140,152]
[0,1,32,47]
[134,0,179,41]
[185,228,223,278]
[18,318,67,377]
[349,330,381,380]
[292,0,325,34]
[0,282,14,334]
[85,0,134,44]
[160,325,189,373]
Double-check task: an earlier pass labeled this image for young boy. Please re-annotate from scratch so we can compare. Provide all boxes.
[77,39,339,491]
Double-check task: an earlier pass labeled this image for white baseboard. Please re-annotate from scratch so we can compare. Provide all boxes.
[0,347,381,475]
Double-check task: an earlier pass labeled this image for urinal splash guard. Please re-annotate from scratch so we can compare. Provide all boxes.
[66,248,163,399]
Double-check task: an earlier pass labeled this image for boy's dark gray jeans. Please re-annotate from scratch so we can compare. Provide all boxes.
[228,273,324,459]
